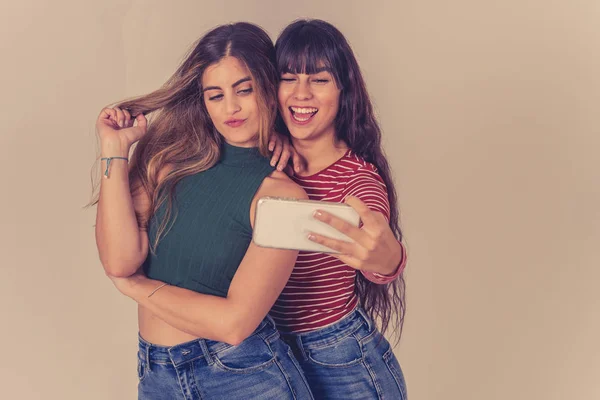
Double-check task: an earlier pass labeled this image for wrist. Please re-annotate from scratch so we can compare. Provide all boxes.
[378,242,404,276]
[101,139,131,158]
[378,260,400,276]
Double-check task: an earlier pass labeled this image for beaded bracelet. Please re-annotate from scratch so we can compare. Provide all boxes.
[100,156,128,178]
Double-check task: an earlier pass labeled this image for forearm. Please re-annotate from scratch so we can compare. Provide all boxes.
[129,278,246,345]
[95,140,146,277]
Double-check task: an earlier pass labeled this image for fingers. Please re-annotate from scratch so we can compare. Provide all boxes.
[291,150,306,174]
[99,107,128,129]
[344,196,378,226]
[331,253,363,270]
[268,136,276,152]
[99,108,118,128]
[99,107,116,120]
[307,232,354,254]
[313,209,371,244]
[135,113,147,129]
[307,232,369,262]
[114,107,126,128]
[270,138,283,168]
[123,109,133,128]
[276,141,292,171]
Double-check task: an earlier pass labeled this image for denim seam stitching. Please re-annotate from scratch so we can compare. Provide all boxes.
[137,356,148,383]
[172,363,191,400]
[286,347,314,399]
[383,348,407,400]
[266,337,298,400]
[306,332,365,368]
[303,324,363,351]
[212,353,276,374]
[361,342,384,400]
[189,361,204,399]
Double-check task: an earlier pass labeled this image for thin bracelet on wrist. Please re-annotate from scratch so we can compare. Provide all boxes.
[101,156,128,178]
[147,283,168,298]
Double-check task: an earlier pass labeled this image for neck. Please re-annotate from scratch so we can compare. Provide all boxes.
[292,132,349,176]
[223,136,259,148]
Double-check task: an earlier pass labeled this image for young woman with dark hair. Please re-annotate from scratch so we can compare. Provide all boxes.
[271,19,408,399]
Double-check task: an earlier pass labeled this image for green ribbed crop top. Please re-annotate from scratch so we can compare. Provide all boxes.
[142,142,275,297]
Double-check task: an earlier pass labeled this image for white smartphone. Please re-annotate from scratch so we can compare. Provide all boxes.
[253,197,360,253]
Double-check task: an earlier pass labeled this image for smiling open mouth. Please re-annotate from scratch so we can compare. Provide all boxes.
[290,106,318,123]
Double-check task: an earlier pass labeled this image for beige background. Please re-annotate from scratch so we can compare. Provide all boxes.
[1,0,598,399]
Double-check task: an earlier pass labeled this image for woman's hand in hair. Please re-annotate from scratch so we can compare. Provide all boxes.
[96,107,148,153]
[308,196,403,276]
[268,132,306,175]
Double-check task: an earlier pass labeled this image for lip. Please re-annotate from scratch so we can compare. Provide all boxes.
[288,106,318,126]
[224,118,247,128]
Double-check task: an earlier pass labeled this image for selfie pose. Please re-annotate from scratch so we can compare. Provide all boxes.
[269,19,409,399]
[93,23,314,399]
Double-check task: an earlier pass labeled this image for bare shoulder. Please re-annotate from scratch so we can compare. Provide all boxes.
[259,170,308,200]
[250,171,307,229]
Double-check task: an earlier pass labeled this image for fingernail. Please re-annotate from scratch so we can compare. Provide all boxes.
[308,234,315,241]
[277,165,283,171]
[119,120,124,128]
[314,211,322,218]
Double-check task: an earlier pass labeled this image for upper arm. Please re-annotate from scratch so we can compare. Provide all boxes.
[344,168,391,222]
[249,170,308,229]
[129,164,173,256]
[226,173,307,339]
[226,242,298,339]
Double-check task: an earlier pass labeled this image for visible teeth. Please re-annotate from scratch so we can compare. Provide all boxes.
[291,106,318,114]
[293,114,310,122]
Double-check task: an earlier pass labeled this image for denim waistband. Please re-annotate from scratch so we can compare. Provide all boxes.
[281,307,373,350]
[138,315,277,367]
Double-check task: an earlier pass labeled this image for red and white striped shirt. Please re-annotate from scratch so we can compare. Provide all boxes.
[270,150,406,333]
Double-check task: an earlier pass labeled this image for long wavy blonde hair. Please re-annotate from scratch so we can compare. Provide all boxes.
[91,23,278,251]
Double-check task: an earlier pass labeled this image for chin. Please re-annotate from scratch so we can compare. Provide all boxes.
[288,127,316,141]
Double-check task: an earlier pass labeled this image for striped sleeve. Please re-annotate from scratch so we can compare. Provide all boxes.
[342,167,391,222]
[341,166,404,285]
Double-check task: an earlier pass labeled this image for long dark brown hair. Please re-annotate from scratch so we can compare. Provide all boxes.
[90,23,278,250]
[275,19,406,341]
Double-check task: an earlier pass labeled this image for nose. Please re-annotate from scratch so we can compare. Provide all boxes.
[293,80,313,101]
[225,94,241,115]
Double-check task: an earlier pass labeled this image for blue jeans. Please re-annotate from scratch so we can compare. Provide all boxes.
[281,307,407,400]
[137,316,314,399]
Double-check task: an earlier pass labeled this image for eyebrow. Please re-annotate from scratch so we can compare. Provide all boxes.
[202,76,252,92]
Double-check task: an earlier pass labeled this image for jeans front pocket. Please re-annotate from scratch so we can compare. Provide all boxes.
[137,352,148,382]
[307,334,364,367]
[212,334,276,373]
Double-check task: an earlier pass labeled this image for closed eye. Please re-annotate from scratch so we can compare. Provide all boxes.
[208,93,223,101]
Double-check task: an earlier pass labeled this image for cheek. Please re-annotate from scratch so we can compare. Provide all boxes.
[204,103,219,124]
[278,87,290,108]
[326,92,341,114]
[245,97,259,117]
